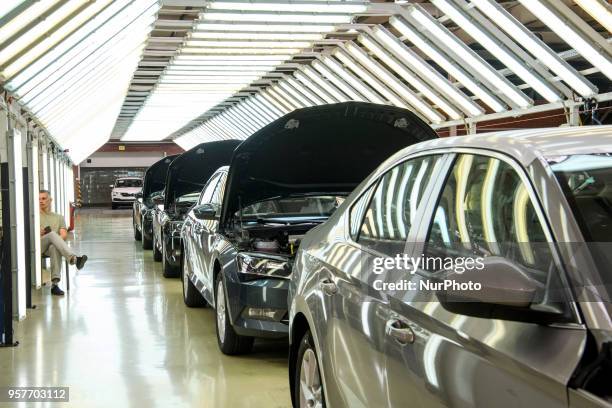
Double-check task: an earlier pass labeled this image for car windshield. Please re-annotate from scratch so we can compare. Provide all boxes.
[238,195,345,218]
[551,154,612,242]
[115,179,142,188]
[176,192,200,204]
[551,153,612,289]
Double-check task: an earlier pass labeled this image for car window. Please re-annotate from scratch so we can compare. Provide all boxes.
[424,154,554,281]
[349,186,375,240]
[357,155,443,255]
[199,173,221,205]
[115,179,142,188]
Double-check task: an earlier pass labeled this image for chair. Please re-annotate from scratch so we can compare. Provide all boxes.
[41,255,70,291]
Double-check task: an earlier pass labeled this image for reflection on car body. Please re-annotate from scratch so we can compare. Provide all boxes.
[289,126,612,408]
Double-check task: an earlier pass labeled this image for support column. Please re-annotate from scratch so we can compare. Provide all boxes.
[40,138,48,190]
[6,102,27,322]
[28,128,42,290]
[0,98,15,346]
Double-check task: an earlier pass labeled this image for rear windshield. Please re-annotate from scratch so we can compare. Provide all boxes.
[551,154,612,243]
[239,196,345,218]
[116,179,142,188]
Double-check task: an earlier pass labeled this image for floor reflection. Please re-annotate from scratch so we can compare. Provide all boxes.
[0,208,291,408]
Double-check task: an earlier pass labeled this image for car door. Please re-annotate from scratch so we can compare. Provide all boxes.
[192,172,224,301]
[198,171,227,300]
[315,154,446,407]
[383,151,586,407]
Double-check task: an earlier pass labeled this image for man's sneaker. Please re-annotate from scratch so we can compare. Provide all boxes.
[51,285,65,296]
[76,255,88,270]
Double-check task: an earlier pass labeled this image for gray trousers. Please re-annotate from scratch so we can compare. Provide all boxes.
[41,232,76,281]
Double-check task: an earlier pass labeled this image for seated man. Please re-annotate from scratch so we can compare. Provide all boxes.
[39,190,87,296]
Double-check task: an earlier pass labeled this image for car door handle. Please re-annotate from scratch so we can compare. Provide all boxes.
[385,319,415,345]
[320,279,337,295]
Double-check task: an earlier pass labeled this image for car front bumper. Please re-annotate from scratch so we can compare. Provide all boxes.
[226,277,289,339]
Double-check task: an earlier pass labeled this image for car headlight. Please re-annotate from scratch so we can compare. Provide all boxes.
[236,253,291,280]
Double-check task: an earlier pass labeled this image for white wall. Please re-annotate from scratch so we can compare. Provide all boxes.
[80,152,164,168]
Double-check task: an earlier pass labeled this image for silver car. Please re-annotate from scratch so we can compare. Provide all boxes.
[289,126,612,408]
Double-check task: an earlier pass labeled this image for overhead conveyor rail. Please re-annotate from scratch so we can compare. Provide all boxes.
[0,0,611,157]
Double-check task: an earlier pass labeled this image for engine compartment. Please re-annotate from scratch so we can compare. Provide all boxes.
[231,221,319,257]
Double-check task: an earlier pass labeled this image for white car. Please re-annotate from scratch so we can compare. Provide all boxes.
[111,177,143,209]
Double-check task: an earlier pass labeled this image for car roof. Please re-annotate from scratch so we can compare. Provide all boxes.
[396,125,612,166]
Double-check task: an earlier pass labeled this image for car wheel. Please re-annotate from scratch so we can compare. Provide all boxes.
[111,203,117,210]
[153,234,162,262]
[295,330,325,408]
[215,273,253,355]
[133,217,142,241]
[182,251,205,307]
[142,232,152,249]
[162,239,178,278]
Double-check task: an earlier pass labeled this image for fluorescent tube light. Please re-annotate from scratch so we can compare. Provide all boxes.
[389,15,505,112]
[574,0,612,33]
[293,71,337,104]
[207,1,368,13]
[346,35,464,119]
[470,0,597,97]
[194,22,336,32]
[301,66,347,102]
[312,60,364,101]
[321,56,384,103]
[519,0,612,81]
[190,31,324,40]
[202,10,353,24]
[184,40,312,48]
[432,0,561,103]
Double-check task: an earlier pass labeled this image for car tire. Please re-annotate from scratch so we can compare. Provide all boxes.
[133,217,142,241]
[142,233,152,249]
[181,252,206,308]
[162,239,179,278]
[153,234,162,262]
[111,203,117,210]
[294,330,326,408]
[141,216,152,249]
[215,273,253,355]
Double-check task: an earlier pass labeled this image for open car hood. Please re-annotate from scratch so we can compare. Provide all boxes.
[164,140,241,209]
[142,155,178,202]
[220,102,438,227]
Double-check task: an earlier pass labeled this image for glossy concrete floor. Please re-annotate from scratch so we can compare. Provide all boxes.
[0,209,291,408]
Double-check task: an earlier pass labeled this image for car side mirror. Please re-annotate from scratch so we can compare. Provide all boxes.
[435,256,569,324]
[193,203,219,220]
[109,184,114,188]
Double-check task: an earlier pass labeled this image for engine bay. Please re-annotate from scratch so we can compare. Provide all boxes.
[231,221,320,257]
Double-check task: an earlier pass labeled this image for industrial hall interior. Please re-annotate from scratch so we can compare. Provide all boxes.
[0,0,611,407]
